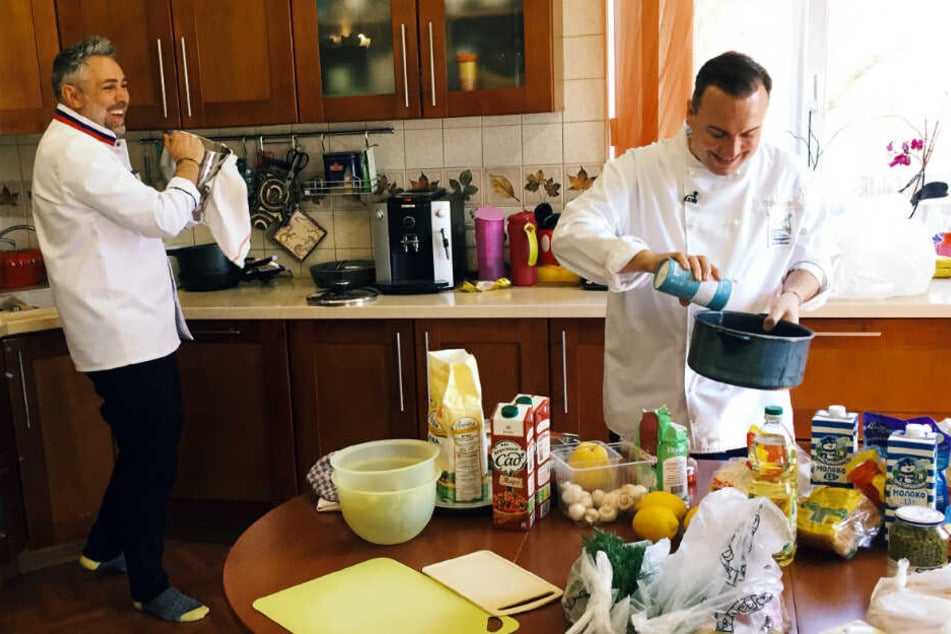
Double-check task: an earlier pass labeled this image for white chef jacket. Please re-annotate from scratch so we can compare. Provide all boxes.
[552,131,838,453]
[31,104,201,372]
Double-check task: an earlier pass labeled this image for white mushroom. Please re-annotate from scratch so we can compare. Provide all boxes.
[591,489,606,507]
[616,492,635,511]
[598,504,618,522]
[579,492,594,509]
[561,483,583,505]
[584,508,601,525]
[601,491,619,509]
[568,502,587,522]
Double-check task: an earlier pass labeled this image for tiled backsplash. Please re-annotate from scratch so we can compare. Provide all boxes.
[0,0,606,279]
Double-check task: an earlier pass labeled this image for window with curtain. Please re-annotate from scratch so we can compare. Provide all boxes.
[694,0,951,199]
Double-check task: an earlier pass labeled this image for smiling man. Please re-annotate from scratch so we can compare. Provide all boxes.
[31,37,209,623]
[552,51,838,456]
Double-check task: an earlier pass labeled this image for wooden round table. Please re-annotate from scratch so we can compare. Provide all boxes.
[224,462,889,633]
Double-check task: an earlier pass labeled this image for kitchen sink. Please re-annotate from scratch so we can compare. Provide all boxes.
[0,286,55,312]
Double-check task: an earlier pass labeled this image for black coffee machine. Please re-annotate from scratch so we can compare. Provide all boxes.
[372,189,465,294]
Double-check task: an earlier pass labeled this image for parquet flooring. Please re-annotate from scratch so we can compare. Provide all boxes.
[0,525,250,633]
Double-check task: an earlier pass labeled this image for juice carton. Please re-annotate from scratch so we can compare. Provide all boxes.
[490,403,536,530]
[810,405,859,487]
[515,394,552,519]
[885,423,938,539]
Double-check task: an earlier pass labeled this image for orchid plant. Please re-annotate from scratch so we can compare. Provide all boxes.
[887,119,940,217]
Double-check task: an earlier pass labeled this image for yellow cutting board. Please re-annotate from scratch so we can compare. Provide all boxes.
[423,550,563,616]
[252,557,520,634]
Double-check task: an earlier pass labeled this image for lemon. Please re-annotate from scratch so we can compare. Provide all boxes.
[683,505,699,529]
[631,506,680,542]
[635,490,687,521]
[566,442,612,491]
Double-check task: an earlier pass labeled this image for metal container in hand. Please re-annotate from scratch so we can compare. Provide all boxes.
[688,310,814,389]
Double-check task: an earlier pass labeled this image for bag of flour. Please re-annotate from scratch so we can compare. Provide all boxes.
[427,349,488,505]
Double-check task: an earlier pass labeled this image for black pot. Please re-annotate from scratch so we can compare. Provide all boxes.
[309,259,375,289]
[687,310,815,389]
[167,243,285,291]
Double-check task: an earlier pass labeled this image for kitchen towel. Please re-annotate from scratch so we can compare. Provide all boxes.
[161,147,252,266]
[201,153,252,266]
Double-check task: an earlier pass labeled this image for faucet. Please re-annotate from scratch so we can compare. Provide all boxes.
[0,224,37,247]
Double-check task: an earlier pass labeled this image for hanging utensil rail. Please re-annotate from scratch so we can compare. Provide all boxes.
[138,126,394,145]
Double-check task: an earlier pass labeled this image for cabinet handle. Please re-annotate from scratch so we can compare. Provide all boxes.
[428,22,436,107]
[180,37,193,118]
[396,332,405,413]
[156,39,168,119]
[813,331,883,337]
[424,330,431,408]
[17,350,31,431]
[560,330,568,415]
[400,24,409,109]
[189,328,243,337]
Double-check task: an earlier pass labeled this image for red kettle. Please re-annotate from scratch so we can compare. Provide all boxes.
[0,225,46,289]
[506,211,538,286]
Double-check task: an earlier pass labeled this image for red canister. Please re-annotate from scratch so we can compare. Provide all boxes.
[506,211,538,286]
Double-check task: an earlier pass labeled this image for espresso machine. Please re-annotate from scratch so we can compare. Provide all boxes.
[372,189,465,294]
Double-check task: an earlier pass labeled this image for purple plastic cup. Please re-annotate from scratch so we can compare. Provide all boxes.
[474,207,506,281]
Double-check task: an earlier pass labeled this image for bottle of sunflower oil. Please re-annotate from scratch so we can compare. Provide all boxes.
[747,405,798,566]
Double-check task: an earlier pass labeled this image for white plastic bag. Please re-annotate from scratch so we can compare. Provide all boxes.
[829,195,935,299]
[866,559,951,633]
[630,488,790,634]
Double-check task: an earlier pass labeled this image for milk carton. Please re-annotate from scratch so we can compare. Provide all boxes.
[514,394,552,519]
[810,405,859,487]
[490,403,536,530]
[885,423,938,539]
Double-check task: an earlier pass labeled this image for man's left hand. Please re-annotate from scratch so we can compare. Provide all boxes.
[763,291,802,331]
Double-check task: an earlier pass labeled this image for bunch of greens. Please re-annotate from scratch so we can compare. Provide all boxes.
[582,527,646,599]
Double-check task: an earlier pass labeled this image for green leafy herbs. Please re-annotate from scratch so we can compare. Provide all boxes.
[582,527,646,598]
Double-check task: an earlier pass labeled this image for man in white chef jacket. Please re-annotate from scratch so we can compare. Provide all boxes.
[31,37,210,623]
[552,51,837,456]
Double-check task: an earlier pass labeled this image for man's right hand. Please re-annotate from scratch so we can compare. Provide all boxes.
[622,249,722,282]
[163,131,205,186]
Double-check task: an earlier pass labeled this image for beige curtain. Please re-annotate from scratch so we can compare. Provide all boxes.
[610,0,694,155]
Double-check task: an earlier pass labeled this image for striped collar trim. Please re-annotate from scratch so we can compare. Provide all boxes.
[53,104,118,146]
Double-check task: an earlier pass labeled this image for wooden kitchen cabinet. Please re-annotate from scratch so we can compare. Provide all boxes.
[1,331,113,550]
[549,318,610,441]
[791,318,951,441]
[56,0,298,130]
[289,320,418,485]
[173,320,296,522]
[0,0,60,135]
[416,318,549,433]
[291,0,562,123]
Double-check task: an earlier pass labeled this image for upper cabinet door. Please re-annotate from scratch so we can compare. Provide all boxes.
[171,0,298,128]
[419,0,561,118]
[56,0,182,131]
[292,0,421,123]
[0,0,59,135]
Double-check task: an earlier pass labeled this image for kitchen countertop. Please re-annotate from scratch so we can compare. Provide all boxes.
[3,278,951,337]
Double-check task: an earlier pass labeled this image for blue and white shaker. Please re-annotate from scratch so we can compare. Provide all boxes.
[653,257,731,310]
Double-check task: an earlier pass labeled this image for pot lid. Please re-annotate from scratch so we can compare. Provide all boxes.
[307,282,378,306]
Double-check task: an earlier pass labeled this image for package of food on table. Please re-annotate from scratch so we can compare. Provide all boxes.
[845,447,886,507]
[798,485,882,559]
[427,349,489,505]
[709,457,753,495]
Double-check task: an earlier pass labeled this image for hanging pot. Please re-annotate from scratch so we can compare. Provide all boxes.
[687,310,815,389]
[166,243,287,291]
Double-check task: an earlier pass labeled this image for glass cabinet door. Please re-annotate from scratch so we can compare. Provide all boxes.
[293,0,421,122]
[443,0,525,93]
[317,0,396,97]
[419,0,558,119]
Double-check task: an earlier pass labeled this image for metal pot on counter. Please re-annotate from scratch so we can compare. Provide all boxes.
[166,243,288,292]
[309,259,376,289]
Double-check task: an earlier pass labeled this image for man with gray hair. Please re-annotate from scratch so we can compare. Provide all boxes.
[32,36,209,623]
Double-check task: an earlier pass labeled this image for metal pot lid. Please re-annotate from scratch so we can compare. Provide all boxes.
[307,282,378,306]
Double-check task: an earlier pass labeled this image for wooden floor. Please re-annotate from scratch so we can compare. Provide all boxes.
[0,524,251,633]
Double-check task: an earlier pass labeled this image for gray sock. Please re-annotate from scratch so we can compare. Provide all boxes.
[78,553,127,574]
[134,586,210,623]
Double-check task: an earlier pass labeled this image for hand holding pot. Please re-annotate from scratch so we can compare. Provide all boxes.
[763,269,821,331]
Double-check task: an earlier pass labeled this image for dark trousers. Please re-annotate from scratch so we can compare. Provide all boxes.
[84,352,184,602]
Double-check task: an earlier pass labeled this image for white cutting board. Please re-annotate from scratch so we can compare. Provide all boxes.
[422,550,563,616]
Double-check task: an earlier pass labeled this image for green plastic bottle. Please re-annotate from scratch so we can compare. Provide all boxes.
[656,417,689,504]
